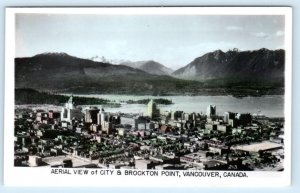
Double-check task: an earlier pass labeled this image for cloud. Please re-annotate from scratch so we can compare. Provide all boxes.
[275,30,284,37]
[226,26,243,31]
[253,30,284,40]
[253,32,271,39]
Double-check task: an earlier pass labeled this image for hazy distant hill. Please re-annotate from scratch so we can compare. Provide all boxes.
[172,48,285,83]
[121,60,173,75]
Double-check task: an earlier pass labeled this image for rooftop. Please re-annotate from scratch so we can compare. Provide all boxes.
[233,141,283,152]
[42,155,93,167]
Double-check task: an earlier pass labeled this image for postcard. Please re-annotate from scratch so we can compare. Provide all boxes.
[4,7,292,187]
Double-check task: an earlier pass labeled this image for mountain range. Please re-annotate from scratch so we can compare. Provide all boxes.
[15,52,190,95]
[15,48,285,95]
[172,48,285,82]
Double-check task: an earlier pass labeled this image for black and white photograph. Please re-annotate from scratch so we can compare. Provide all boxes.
[4,7,292,187]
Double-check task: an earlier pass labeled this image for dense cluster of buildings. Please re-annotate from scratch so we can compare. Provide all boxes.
[14,96,284,171]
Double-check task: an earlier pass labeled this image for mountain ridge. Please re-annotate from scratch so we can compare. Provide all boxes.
[15,49,285,96]
[172,48,285,82]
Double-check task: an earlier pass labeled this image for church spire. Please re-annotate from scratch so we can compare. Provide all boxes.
[68,95,73,104]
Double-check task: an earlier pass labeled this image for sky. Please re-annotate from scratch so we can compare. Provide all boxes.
[15,14,285,70]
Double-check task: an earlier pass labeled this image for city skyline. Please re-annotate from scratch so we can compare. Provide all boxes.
[13,95,285,172]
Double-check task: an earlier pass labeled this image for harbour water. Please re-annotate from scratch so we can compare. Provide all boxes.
[72,94,284,118]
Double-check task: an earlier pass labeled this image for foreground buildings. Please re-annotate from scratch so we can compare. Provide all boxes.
[14,97,284,171]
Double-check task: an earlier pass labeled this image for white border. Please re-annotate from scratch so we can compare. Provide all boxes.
[4,7,292,187]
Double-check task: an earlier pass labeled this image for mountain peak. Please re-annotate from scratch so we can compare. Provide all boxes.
[213,49,224,54]
[121,60,173,75]
[258,48,270,52]
[33,52,70,57]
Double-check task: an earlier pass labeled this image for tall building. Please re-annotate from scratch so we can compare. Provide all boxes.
[206,105,216,118]
[102,121,113,134]
[171,111,183,120]
[147,99,160,119]
[224,112,236,123]
[85,107,100,124]
[236,113,252,126]
[98,108,107,126]
[60,96,83,122]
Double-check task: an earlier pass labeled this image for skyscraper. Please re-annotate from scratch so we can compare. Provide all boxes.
[206,105,216,118]
[85,107,100,124]
[60,96,83,122]
[224,111,236,123]
[147,99,160,118]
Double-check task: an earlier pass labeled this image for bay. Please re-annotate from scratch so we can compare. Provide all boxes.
[71,94,284,118]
